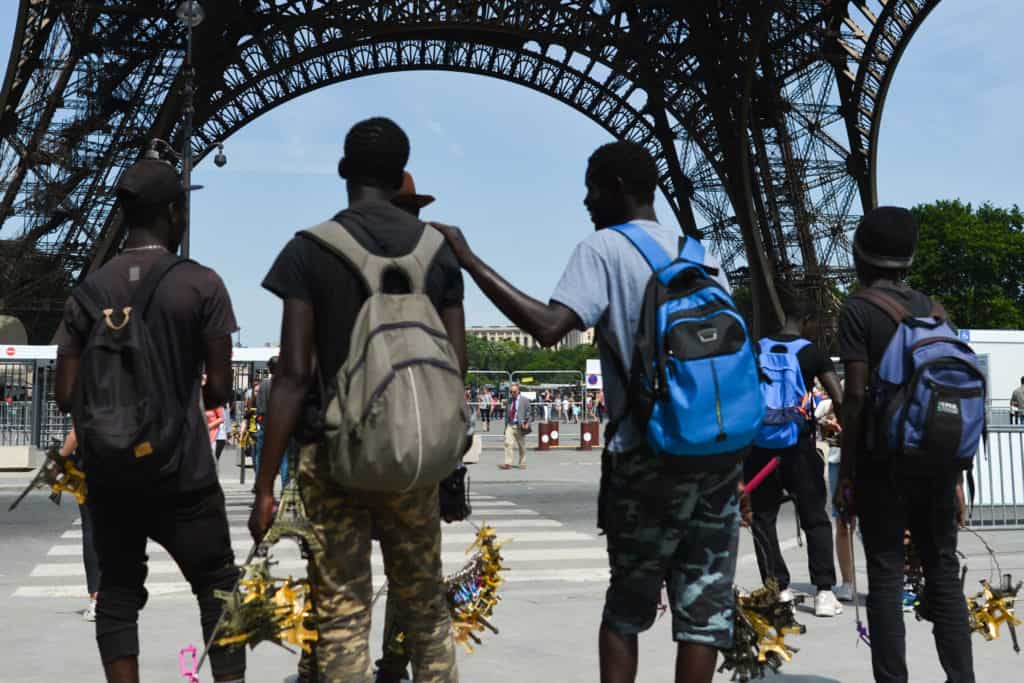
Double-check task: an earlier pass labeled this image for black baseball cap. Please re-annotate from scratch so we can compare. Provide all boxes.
[853,206,920,269]
[116,159,198,206]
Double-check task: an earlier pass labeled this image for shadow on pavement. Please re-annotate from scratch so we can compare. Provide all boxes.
[759,676,843,682]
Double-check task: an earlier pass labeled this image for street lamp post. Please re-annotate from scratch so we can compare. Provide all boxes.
[175,1,204,259]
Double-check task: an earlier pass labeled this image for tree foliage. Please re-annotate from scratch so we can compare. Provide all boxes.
[908,200,1024,329]
[465,334,597,385]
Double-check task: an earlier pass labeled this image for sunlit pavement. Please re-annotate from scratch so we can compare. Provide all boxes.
[2,444,1021,682]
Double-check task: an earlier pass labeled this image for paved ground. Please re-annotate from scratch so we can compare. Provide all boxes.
[2,443,1023,682]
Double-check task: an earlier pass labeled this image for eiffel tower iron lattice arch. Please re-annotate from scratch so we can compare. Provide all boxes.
[0,0,941,343]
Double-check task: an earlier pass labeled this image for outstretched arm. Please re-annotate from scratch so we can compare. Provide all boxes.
[432,224,582,347]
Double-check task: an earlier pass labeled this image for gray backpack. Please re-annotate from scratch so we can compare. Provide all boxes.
[301,221,468,492]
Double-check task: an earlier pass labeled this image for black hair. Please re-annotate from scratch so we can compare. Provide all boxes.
[337,117,410,190]
[267,356,278,374]
[777,286,816,322]
[1020,376,1024,385]
[587,141,659,204]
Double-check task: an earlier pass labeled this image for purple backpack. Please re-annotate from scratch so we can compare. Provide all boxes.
[858,288,986,468]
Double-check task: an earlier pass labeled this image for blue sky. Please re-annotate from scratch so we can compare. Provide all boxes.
[1,2,1021,345]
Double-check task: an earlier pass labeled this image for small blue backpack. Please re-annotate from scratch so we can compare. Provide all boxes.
[615,223,764,471]
[755,338,814,450]
[858,288,986,468]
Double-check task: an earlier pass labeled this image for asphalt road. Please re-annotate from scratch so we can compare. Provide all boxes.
[2,445,1022,682]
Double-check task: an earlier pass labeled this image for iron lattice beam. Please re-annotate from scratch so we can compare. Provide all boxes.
[0,0,942,343]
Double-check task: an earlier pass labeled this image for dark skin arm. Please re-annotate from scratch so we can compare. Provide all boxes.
[432,224,583,348]
[835,360,868,519]
[249,298,314,542]
[203,335,234,407]
[55,355,79,414]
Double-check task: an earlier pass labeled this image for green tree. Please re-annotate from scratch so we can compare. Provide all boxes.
[908,200,1024,329]
[464,334,597,382]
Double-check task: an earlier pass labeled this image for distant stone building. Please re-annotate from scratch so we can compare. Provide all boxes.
[468,324,595,351]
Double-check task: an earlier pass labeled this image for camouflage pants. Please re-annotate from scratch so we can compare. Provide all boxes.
[296,444,457,682]
[600,448,741,648]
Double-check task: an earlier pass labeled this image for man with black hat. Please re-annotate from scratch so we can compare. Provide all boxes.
[53,158,244,682]
[251,117,464,682]
[835,206,974,682]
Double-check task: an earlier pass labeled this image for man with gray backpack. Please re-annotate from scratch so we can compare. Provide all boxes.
[250,118,466,682]
[836,206,979,682]
[746,289,845,616]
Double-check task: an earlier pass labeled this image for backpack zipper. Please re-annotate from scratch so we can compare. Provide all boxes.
[710,358,727,441]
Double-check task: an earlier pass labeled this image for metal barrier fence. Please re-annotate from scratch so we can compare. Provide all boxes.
[0,356,273,450]
[969,427,1024,529]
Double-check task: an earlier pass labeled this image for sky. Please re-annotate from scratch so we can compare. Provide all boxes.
[1,2,1021,346]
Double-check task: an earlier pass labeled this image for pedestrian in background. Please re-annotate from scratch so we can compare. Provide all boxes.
[500,383,531,470]
[58,428,100,622]
[1010,376,1024,425]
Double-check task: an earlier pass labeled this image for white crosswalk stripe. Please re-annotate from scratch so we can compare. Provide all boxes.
[14,490,609,598]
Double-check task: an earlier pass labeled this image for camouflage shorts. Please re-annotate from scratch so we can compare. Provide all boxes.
[296,444,457,683]
[601,449,741,648]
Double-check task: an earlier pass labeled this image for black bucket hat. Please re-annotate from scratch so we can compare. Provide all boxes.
[853,206,920,269]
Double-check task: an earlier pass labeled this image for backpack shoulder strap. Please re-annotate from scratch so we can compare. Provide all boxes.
[610,223,673,272]
[855,287,912,323]
[129,253,189,320]
[71,281,105,323]
[399,224,446,293]
[679,235,706,266]
[788,337,812,354]
[300,220,383,294]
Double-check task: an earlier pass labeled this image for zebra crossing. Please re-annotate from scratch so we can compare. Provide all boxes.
[12,483,611,599]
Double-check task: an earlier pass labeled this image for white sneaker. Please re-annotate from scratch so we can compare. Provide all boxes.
[834,583,855,603]
[778,588,795,603]
[83,599,97,622]
[815,589,844,617]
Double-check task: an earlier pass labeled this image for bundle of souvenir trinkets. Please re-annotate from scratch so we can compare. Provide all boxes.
[719,580,807,681]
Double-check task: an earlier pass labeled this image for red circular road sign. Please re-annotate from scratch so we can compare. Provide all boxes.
[4,346,14,357]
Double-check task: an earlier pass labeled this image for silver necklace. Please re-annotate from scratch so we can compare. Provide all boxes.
[122,244,167,253]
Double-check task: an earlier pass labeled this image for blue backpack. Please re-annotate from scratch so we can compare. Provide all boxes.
[755,338,814,450]
[858,288,986,468]
[614,223,764,471]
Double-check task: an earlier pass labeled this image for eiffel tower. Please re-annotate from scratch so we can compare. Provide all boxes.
[0,1,941,342]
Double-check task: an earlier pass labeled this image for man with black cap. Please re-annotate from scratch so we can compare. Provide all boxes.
[53,158,244,682]
[835,206,974,682]
[252,118,464,682]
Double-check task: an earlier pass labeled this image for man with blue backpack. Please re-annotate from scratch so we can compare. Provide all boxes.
[746,289,846,616]
[836,206,979,683]
[435,141,763,683]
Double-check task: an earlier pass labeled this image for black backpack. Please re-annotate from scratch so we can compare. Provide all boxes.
[71,254,188,488]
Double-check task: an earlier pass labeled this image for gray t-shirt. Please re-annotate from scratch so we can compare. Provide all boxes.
[550,220,731,453]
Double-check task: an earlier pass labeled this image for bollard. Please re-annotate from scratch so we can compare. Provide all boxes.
[536,421,552,451]
[579,421,600,450]
[547,421,560,448]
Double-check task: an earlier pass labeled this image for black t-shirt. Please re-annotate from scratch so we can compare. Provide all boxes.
[262,201,464,382]
[55,250,239,493]
[838,284,934,369]
[760,334,835,391]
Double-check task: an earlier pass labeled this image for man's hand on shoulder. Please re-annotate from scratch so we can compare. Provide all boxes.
[430,222,473,267]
